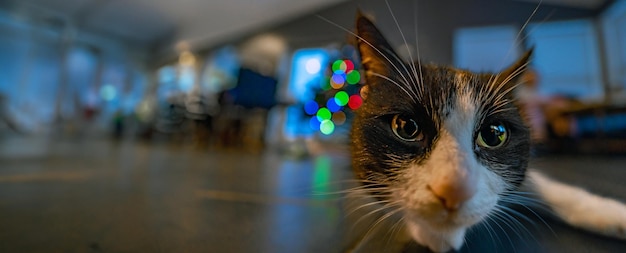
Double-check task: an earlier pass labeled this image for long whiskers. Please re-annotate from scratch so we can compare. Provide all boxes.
[413,1,426,104]
[385,0,423,99]
[488,210,527,252]
[369,72,419,103]
[478,217,501,249]
[316,15,415,96]
[385,215,406,248]
[483,214,517,252]
[499,191,557,236]
[357,204,405,249]
[481,60,532,118]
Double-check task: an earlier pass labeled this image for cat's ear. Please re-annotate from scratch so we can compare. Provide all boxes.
[494,48,534,91]
[355,12,404,78]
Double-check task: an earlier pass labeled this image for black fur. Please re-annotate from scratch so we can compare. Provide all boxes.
[350,13,531,191]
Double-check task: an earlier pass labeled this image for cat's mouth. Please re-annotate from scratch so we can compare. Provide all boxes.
[404,202,489,230]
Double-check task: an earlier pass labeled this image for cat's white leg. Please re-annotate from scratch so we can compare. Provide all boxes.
[526,169,626,239]
[406,221,466,253]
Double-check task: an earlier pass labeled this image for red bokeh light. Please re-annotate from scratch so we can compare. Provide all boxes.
[348,95,362,110]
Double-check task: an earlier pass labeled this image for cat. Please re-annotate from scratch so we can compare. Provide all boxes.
[346,12,626,253]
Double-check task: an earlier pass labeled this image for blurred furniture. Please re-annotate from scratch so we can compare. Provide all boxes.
[546,102,626,154]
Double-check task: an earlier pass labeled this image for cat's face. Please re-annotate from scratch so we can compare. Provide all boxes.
[350,14,531,245]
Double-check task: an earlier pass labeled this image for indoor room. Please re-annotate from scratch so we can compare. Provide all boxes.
[1,0,625,252]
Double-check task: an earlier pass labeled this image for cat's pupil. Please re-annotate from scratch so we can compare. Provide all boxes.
[391,114,422,141]
[477,123,508,148]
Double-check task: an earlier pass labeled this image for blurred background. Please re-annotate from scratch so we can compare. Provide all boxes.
[1,0,625,252]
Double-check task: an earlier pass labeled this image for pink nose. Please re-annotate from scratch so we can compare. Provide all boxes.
[428,172,477,211]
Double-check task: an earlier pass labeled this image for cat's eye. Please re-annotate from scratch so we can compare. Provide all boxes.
[391,115,423,142]
[476,122,508,148]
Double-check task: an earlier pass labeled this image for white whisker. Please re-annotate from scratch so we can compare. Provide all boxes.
[359,205,404,248]
[369,72,419,103]
[485,213,518,252]
[316,15,414,94]
[385,0,422,99]
[490,210,531,250]
[493,206,538,241]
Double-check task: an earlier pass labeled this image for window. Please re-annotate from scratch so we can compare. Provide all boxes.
[454,26,521,72]
[526,19,603,101]
[601,0,626,101]
[287,49,329,103]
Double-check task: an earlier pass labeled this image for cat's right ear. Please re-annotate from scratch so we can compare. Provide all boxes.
[493,48,533,93]
[355,12,403,79]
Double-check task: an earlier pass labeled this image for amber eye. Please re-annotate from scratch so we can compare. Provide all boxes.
[477,122,508,148]
[391,114,423,142]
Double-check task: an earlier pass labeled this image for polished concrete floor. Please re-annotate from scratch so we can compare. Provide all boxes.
[1,136,626,253]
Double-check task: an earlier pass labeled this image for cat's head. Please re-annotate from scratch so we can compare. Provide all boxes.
[351,13,531,250]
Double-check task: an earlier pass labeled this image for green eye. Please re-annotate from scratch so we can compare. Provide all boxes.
[391,114,423,142]
[477,122,508,148]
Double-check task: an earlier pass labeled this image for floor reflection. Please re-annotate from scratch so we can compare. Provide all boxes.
[1,136,626,252]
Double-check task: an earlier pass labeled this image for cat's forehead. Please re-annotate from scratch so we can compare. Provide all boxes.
[361,63,506,133]
[416,65,485,101]
[421,64,488,85]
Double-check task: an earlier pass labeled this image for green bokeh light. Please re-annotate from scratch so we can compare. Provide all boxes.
[320,120,335,135]
[331,60,344,72]
[316,108,332,121]
[320,77,331,90]
[312,155,331,198]
[334,91,349,106]
[346,70,360,84]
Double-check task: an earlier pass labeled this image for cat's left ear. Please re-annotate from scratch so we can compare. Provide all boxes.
[355,12,404,80]
[494,48,534,92]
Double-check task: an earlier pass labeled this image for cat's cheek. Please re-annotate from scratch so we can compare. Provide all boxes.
[460,166,509,221]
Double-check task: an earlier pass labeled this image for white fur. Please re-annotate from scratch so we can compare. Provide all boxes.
[368,74,626,252]
[406,221,466,252]
[397,82,509,252]
[526,169,626,239]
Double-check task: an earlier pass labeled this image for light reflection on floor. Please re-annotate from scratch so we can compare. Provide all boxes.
[1,136,626,253]
[0,136,353,252]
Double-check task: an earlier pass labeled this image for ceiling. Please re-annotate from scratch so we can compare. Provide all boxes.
[514,0,608,9]
[5,0,608,56]
[9,0,348,50]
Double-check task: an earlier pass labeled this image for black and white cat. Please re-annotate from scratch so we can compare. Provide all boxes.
[348,13,626,252]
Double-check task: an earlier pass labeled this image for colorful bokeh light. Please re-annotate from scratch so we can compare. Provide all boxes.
[304,100,319,115]
[331,59,355,72]
[330,79,343,89]
[320,120,335,135]
[331,73,345,86]
[316,107,331,121]
[305,58,322,74]
[306,58,362,135]
[309,116,321,131]
[344,60,354,72]
[348,95,363,110]
[332,111,347,125]
[326,98,341,112]
[331,60,343,72]
[320,77,331,90]
[334,91,349,106]
[346,70,360,84]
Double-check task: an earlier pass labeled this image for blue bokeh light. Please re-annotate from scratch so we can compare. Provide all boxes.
[304,100,319,115]
[326,98,341,113]
[309,116,321,131]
